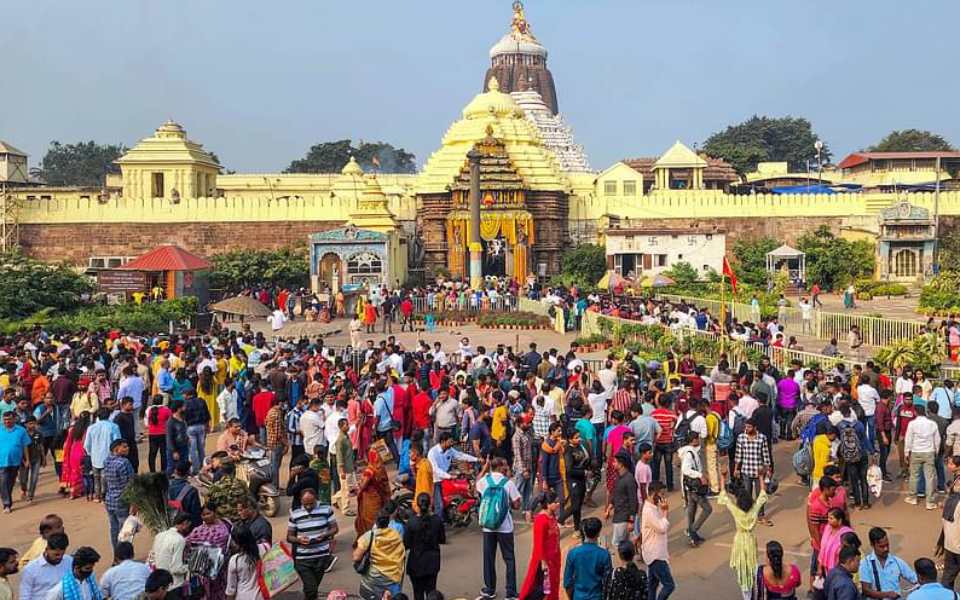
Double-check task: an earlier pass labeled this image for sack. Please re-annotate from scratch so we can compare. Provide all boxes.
[353,530,375,574]
[716,418,734,451]
[792,442,813,477]
[257,542,298,599]
[838,423,863,464]
[369,438,393,464]
[478,474,510,530]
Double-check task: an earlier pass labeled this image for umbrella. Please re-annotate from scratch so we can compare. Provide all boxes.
[209,295,272,317]
[597,270,625,291]
[638,274,676,288]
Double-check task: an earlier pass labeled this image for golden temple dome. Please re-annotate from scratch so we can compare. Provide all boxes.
[341,155,364,176]
[489,1,547,59]
[155,120,187,139]
[462,77,522,120]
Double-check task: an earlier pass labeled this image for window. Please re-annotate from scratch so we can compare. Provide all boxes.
[706,234,713,241]
[152,172,165,198]
[347,252,383,275]
[604,181,617,196]
[656,254,668,267]
[647,236,658,246]
[678,254,683,260]
[88,258,106,269]
[622,180,637,196]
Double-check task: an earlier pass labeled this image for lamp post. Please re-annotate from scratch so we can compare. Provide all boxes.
[814,140,824,187]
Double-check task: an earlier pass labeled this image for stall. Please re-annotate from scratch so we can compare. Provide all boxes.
[120,245,212,303]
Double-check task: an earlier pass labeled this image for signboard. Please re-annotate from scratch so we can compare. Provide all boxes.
[98,270,146,293]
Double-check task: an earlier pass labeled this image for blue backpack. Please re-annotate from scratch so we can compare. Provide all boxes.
[478,474,511,530]
[717,416,734,450]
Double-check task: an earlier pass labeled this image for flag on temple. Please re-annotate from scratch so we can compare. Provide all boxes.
[371,155,381,168]
[722,257,737,293]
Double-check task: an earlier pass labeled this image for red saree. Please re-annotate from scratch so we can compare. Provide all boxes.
[519,511,561,600]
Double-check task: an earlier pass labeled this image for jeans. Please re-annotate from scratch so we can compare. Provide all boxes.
[593,423,605,462]
[270,446,285,488]
[329,454,340,495]
[909,451,936,500]
[376,429,399,463]
[0,466,18,509]
[106,506,129,551]
[943,549,960,591]
[513,473,532,511]
[845,457,870,506]
[42,435,62,477]
[433,482,445,518]
[148,434,167,473]
[93,467,105,500]
[481,531,517,598]
[878,434,891,478]
[18,459,40,499]
[187,425,206,475]
[648,559,676,600]
[652,443,675,490]
[864,415,877,453]
[294,556,332,600]
[560,478,585,530]
[685,491,713,537]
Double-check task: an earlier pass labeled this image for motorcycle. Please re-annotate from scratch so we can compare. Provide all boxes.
[440,468,478,528]
[191,447,280,517]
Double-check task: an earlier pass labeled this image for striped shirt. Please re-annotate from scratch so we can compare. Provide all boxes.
[286,407,304,447]
[610,389,634,417]
[288,504,336,560]
[651,408,676,445]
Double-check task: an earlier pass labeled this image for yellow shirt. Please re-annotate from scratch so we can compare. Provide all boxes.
[705,412,720,443]
[491,405,509,442]
[414,457,433,502]
[19,536,45,570]
[812,433,832,481]
[214,358,228,385]
[357,527,405,583]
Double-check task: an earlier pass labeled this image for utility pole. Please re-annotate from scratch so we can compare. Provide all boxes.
[815,140,824,187]
[934,155,942,269]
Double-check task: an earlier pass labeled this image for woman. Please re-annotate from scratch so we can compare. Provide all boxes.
[355,449,391,543]
[561,429,591,531]
[403,493,445,600]
[518,491,562,600]
[60,412,91,498]
[171,369,194,403]
[717,471,769,600]
[349,392,375,460]
[817,508,853,578]
[364,299,378,334]
[186,501,232,599]
[353,509,406,600]
[754,541,801,600]
[604,541,648,600]
[914,369,933,402]
[225,525,270,600]
[198,367,219,429]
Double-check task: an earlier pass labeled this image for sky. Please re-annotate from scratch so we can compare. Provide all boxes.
[3,0,959,173]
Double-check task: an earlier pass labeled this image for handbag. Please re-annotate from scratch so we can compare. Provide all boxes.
[682,450,709,497]
[353,529,375,574]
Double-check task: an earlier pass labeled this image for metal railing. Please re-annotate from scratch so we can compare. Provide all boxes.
[410,294,517,314]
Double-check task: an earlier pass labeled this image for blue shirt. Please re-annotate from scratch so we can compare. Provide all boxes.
[157,369,174,392]
[373,391,394,433]
[19,554,73,600]
[103,454,134,512]
[562,541,612,600]
[100,559,151,600]
[908,582,957,600]
[859,552,917,595]
[931,387,955,419]
[33,405,59,438]
[0,423,31,467]
[83,420,121,469]
[117,376,145,409]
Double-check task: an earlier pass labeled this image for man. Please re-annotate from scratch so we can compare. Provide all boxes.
[207,462,249,522]
[165,401,189,474]
[909,557,957,600]
[236,496,273,544]
[563,517,612,600]
[429,389,459,445]
[18,515,64,570]
[511,413,534,511]
[324,399,348,502]
[140,570,175,600]
[642,481,675,600]
[104,439,135,551]
[373,383,399,463]
[83,407,121,502]
[904,404,940,509]
[150,514,191,593]
[859,527,917,599]
[650,396,677,491]
[19,532,71,600]
[217,381,239,425]
[331,418,356,517]
[475,457,522,600]
[167,461,202,527]
[858,378,881,452]
[679,432,712,546]
[427,432,479,518]
[287,487,338,600]
[606,454,638,549]
[0,410,30,512]
[824,546,861,600]
[806,477,840,589]
[629,402,661,451]
[183,390,210,476]
[217,417,257,456]
[112,397,139,473]
[875,390,895,481]
[41,546,101,600]
[117,367,145,439]
[734,417,771,524]
[0,547,17,600]
[252,382,276,444]
[265,396,288,489]
[100,542,150,600]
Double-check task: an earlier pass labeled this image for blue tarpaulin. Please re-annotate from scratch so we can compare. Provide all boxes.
[771,183,862,195]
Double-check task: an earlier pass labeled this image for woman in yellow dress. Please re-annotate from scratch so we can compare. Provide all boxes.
[197,367,220,429]
[716,469,769,600]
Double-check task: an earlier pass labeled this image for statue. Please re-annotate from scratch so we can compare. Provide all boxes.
[511,1,530,36]
[409,223,426,268]
[517,221,528,245]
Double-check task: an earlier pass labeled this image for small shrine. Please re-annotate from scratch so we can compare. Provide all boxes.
[878,201,936,281]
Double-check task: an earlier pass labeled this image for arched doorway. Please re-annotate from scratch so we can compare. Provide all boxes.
[318,253,343,292]
[893,248,918,278]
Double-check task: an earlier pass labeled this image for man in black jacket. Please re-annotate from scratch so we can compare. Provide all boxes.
[605,455,638,549]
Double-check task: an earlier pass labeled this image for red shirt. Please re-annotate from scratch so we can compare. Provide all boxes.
[252,391,275,427]
[412,391,432,430]
[400,299,413,316]
[806,489,830,549]
[146,405,172,436]
[895,405,917,440]
[685,375,705,400]
[391,384,409,437]
[651,408,677,445]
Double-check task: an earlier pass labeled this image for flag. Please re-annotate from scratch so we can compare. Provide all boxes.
[371,155,381,169]
[722,256,737,293]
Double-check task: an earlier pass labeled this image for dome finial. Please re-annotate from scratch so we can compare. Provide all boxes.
[488,76,500,92]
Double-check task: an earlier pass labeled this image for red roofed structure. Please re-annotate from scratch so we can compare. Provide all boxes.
[121,245,211,272]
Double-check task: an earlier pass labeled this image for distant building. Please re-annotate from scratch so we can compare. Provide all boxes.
[0,141,29,187]
[604,228,726,279]
[837,151,960,191]
[737,161,832,193]
[624,141,739,193]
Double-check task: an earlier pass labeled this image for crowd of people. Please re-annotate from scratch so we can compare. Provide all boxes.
[0,283,957,599]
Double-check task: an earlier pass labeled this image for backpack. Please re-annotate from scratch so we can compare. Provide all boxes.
[792,442,813,476]
[731,410,747,438]
[716,417,734,451]
[167,481,193,515]
[838,423,863,464]
[672,412,692,448]
[478,474,511,530]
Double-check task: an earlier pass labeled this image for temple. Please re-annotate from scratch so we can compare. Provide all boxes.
[484,2,559,115]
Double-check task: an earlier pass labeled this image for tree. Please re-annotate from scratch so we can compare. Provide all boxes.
[284,140,416,174]
[557,244,607,289]
[38,141,127,186]
[210,246,310,292]
[0,251,94,320]
[868,129,955,152]
[796,226,875,290]
[731,237,779,287]
[702,115,830,174]
[663,261,699,286]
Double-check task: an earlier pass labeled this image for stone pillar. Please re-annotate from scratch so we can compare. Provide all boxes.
[467,149,483,289]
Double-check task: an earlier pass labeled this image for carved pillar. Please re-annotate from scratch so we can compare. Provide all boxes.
[467,149,483,289]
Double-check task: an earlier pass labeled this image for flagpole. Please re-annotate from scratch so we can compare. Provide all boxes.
[720,261,727,353]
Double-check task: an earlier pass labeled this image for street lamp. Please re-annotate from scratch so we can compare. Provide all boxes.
[814,140,824,187]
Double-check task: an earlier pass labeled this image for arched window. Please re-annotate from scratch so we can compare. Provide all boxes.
[347,252,382,275]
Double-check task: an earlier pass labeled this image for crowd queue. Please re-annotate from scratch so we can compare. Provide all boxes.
[0,285,957,600]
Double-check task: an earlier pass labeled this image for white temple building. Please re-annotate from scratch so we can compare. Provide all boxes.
[511,89,592,173]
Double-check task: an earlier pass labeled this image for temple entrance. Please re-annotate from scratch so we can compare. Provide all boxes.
[318,253,343,292]
[482,236,508,277]
[893,248,919,278]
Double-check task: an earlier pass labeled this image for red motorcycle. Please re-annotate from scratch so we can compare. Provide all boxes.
[440,468,478,528]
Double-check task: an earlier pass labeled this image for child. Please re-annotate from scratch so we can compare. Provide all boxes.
[19,416,44,502]
[81,455,95,501]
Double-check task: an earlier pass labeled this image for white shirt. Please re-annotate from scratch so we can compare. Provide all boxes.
[800,302,812,319]
[299,409,325,455]
[324,408,347,450]
[856,384,880,417]
[905,416,941,455]
[217,388,239,423]
[432,349,447,365]
[20,555,73,600]
[598,369,618,391]
[896,377,915,396]
[475,471,522,533]
[737,394,759,419]
[588,388,613,424]
[151,528,188,587]
[678,444,703,479]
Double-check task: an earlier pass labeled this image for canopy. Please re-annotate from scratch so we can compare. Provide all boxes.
[209,295,272,317]
[770,183,862,195]
[597,270,625,291]
[767,244,803,258]
[121,245,211,272]
[639,274,675,288]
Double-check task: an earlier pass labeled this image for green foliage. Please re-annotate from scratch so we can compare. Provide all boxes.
[874,334,945,376]
[210,246,309,292]
[558,244,607,289]
[284,139,416,174]
[39,140,126,186]
[662,261,699,286]
[477,311,551,328]
[937,234,960,273]
[868,129,955,152]
[854,279,907,299]
[0,251,94,320]
[120,472,172,534]
[919,271,960,314]
[732,237,779,287]
[702,115,830,174]
[0,298,197,335]
[796,226,875,290]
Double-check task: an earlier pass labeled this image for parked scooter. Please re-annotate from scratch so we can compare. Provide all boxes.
[191,447,280,517]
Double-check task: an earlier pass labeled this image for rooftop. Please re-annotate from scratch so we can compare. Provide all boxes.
[838,151,960,169]
[121,245,211,272]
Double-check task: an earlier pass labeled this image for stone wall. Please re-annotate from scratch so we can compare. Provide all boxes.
[19,220,345,265]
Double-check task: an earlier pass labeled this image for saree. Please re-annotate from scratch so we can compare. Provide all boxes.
[518,511,561,600]
[59,429,86,498]
[186,520,231,599]
[355,450,391,541]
